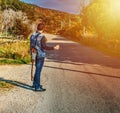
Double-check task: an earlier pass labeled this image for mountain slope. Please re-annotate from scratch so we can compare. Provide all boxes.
[1,0,80,34]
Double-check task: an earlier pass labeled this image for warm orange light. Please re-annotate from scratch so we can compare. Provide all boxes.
[109,0,120,16]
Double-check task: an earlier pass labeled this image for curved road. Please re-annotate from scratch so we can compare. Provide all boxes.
[0,34,120,113]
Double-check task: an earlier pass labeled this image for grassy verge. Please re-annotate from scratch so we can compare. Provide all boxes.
[0,40,31,64]
[0,57,30,65]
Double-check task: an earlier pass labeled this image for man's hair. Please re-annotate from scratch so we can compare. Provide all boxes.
[37,23,44,30]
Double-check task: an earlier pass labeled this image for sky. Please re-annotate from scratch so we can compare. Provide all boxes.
[20,0,89,14]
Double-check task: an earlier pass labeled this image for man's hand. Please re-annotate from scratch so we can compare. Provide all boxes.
[54,45,60,50]
[32,48,37,53]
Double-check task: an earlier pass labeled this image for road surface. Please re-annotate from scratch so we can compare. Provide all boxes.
[0,34,120,113]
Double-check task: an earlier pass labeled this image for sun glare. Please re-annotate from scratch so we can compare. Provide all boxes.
[109,0,120,15]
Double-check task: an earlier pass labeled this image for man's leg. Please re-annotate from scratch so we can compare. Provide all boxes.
[34,57,45,91]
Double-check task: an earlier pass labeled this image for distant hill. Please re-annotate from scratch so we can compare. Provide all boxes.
[2,0,80,34]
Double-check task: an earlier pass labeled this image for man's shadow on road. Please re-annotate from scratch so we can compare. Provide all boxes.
[44,65,120,79]
[0,77,33,91]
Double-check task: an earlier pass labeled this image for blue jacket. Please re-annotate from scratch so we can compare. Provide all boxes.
[30,31,54,58]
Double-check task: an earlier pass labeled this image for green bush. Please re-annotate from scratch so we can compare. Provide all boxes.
[0,41,31,64]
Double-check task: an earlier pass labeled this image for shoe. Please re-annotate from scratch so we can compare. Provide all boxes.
[31,85,43,88]
[35,87,46,92]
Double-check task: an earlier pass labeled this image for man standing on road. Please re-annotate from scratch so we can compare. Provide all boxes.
[30,23,60,91]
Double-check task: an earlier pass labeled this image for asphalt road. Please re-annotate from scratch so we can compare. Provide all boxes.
[0,34,120,113]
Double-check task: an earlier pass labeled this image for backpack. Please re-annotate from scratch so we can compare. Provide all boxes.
[30,33,40,54]
[30,32,45,59]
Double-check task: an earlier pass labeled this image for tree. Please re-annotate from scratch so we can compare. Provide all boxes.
[13,19,31,39]
[81,0,120,39]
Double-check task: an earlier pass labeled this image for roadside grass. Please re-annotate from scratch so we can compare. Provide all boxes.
[0,57,30,65]
[0,40,31,64]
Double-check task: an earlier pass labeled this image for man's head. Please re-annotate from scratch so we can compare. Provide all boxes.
[37,23,44,31]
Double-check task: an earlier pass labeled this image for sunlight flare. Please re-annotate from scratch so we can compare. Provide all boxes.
[109,0,120,16]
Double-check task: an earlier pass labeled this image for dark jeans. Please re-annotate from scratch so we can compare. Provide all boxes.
[33,57,45,89]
